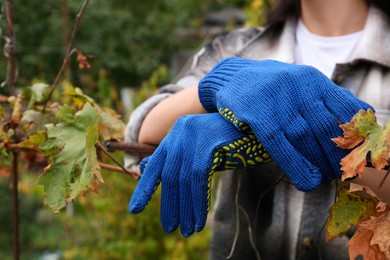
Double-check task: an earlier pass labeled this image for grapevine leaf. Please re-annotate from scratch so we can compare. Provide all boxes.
[65,86,124,140]
[18,131,47,149]
[326,185,377,241]
[27,83,50,107]
[38,103,102,212]
[332,109,390,180]
[21,110,47,133]
[99,107,124,140]
[64,86,94,108]
[348,223,388,260]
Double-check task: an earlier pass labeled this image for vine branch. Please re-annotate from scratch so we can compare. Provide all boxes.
[98,162,140,179]
[4,1,19,259]
[97,141,140,180]
[44,0,90,110]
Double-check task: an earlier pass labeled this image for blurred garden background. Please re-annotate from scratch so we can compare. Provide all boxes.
[0,0,270,259]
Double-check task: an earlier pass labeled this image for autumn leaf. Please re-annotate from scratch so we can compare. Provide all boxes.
[38,103,102,212]
[18,131,47,149]
[332,109,390,180]
[348,223,388,260]
[349,183,389,213]
[64,86,124,140]
[328,182,390,259]
[359,211,390,259]
[326,184,377,241]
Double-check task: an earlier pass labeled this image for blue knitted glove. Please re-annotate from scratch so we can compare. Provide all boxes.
[198,56,373,191]
[129,113,271,237]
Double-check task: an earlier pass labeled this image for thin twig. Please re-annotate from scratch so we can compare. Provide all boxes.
[43,0,90,110]
[98,162,140,180]
[97,141,140,180]
[253,174,286,232]
[238,204,261,260]
[227,173,242,259]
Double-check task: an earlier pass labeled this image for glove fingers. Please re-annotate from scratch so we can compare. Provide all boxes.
[254,130,322,191]
[139,156,149,173]
[305,103,349,179]
[128,150,166,214]
[159,153,182,233]
[192,154,221,232]
[283,113,334,183]
[179,164,196,237]
[325,87,373,123]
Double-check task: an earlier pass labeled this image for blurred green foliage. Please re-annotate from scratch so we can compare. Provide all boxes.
[0,0,262,97]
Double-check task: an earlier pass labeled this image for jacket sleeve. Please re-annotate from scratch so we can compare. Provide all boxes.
[124,26,262,168]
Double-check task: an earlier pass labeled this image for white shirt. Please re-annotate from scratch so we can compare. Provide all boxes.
[295,19,363,78]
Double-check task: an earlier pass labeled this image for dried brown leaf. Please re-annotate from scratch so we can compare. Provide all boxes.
[348,224,387,260]
[360,211,390,259]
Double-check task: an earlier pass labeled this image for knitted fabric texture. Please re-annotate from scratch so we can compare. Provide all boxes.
[198,56,373,191]
[129,113,271,237]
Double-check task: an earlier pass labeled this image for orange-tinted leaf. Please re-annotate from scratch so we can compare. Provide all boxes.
[333,109,378,149]
[349,183,389,213]
[360,211,390,259]
[332,109,390,180]
[326,185,377,241]
[348,224,387,260]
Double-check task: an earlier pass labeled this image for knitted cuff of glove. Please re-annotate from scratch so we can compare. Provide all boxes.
[198,56,255,112]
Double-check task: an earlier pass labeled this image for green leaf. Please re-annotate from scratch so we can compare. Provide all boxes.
[326,185,377,241]
[38,103,102,212]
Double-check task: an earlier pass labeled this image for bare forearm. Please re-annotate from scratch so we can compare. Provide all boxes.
[138,85,206,145]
